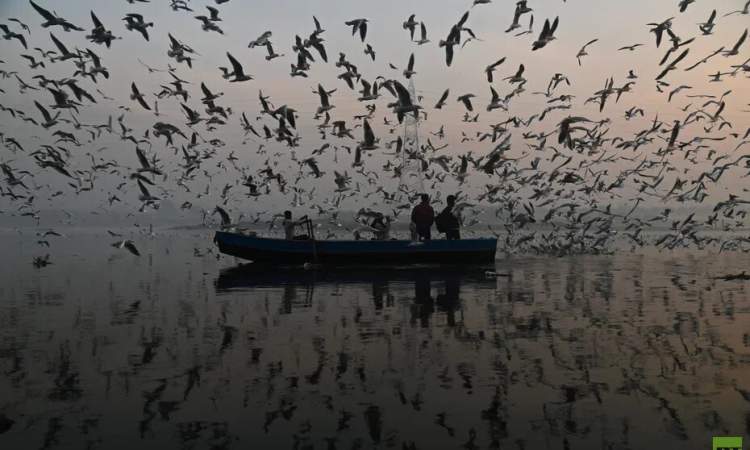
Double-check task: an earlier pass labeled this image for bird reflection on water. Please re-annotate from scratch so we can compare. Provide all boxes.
[1,234,750,449]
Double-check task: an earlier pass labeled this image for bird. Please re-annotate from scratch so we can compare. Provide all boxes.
[403,53,416,79]
[358,119,378,150]
[618,43,644,51]
[364,44,375,61]
[248,31,272,48]
[698,10,717,35]
[485,57,506,82]
[225,52,252,81]
[0,24,27,49]
[123,14,153,41]
[415,22,430,45]
[29,0,83,31]
[403,14,418,40]
[576,39,598,66]
[345,19,368,42]
[532,17,559,50]
[34,100,59,128]
[434,89,450,109]
[724,0,750,16]
[112,240,140,256]
[722,28,748,57]
[457,94,475,112]
[315,84,336,114]
[130,82,151,110]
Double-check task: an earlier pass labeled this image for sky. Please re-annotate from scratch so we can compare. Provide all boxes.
[0,0,749,225]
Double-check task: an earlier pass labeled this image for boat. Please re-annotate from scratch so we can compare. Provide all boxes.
[214,227,497,266]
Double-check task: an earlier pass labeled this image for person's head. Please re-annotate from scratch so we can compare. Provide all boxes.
[284,210,292,219]
[447,195,456,206]
[420,193,429,204]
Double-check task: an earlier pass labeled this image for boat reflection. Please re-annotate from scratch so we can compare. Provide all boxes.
[215,263,496,290]
[216,263,496,324]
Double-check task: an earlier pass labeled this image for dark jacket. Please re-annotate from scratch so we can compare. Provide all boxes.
[411,203,435,227]
[438,205,460,231]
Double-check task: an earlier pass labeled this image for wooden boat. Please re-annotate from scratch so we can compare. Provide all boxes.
[214,229,497,265]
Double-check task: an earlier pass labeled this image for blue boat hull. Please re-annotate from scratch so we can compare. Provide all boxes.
[214,232,497,265]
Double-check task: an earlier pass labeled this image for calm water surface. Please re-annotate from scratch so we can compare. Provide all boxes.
[0,229,749,449]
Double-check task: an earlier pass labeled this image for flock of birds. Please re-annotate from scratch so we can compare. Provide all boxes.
[0,0,750,263]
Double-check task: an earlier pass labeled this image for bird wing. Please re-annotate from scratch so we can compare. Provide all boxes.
[226,52,244,76]
[137,179,152,198]
[392,80,412,105]
[90,11,103,28]
[732,28,748,52]
[435,89,449,108]
[363,119,375,144]
[30,0,56,21]
[34,100,51,122]
[49,33,69,55]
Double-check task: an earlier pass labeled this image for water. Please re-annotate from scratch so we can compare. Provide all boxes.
[1,229,749,449]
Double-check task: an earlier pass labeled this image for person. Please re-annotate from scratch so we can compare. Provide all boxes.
[281,211,309,240]
[410,194,435,241]
[437,195,461,240]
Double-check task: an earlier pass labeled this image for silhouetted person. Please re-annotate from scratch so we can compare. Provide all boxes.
[438,195,461,240]
[410,194,435,241]
[282,211,308,240]
[412,274,434,327]
[436,275,461,327]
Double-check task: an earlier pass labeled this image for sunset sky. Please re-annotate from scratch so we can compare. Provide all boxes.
[0,0,748,218]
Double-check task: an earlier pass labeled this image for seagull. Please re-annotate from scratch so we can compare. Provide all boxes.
[364,44,375,61]
[576,39,598,66]
[123,14,153,41]
[724,0,750,16]
[532,17,558,51]
[248,31,272,48]
[130,82,151,110]
[112,240,140,256]
[195,15,223,34]
[403,53,416,79]
[415,22,430,45]
[698,10,717,35]
[457,93,475,112]
[345,19,368,42]
[504,64,526,84]
[722,28,747,56]
[403,14,418,40]
[315,84,335,114]
[34,100,59,128]
[485,57,505,82]
[619,43,644,51]
[29,0,83,31]
[225,52,252,81]
[486,86,506,111]
[358,118,378,150]
[87,11,119,48]
[648,17,674,48]
[0,24,27,49]
[264,42,283,61]
[434,89,449,109]
[678,0,695,13]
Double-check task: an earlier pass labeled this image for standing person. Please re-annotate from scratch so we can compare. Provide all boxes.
[437,195,461,240]
[282,211,308,240]
[410,194,435,241]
